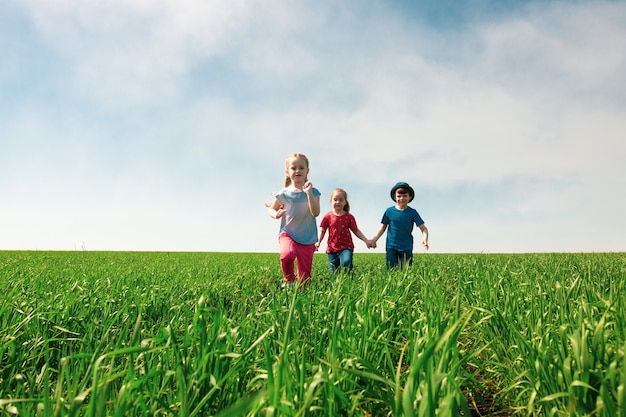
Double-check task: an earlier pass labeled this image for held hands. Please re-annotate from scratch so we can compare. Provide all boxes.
[366,239,377,249]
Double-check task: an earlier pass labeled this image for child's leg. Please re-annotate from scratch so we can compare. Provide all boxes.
[279,233,297,282]
[295,243,316,282]
[339,249,354,272]
[386,249,400,268]
[327,252,340,274]
[402,250,414,267]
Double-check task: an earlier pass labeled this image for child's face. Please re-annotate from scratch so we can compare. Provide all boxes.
[285,157,309,185]
[395,190,410,208]
[331,191,346,212]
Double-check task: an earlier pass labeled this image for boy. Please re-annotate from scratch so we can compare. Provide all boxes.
[370,182,429,268]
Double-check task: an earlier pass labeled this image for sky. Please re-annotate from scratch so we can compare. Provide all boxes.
[1,0,625,254]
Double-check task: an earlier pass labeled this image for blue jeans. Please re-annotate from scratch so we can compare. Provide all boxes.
[327,249,354,274]
[386,248,413,268]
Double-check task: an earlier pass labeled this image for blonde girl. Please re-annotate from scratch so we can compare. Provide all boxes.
[316,188,372,274]
[267,153,321,287]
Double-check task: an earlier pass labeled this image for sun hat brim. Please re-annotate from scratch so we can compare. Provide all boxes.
[390,182,415,202]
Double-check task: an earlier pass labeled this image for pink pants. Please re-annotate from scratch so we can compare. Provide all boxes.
[279,233,315,283]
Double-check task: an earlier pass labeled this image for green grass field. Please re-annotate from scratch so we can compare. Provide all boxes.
[1,251,624,416]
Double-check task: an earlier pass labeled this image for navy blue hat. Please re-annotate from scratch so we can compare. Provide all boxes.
[390,182,415,202]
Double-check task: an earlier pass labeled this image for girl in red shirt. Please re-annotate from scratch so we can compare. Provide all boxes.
[315,188,373,274]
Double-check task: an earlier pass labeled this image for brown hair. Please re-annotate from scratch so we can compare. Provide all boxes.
[283,153,310,187]
[331,188,350,212]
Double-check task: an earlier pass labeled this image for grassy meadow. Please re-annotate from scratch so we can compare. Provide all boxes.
[0,251,625,416]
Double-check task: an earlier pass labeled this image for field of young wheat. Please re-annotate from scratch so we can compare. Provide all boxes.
[0,251,624,416]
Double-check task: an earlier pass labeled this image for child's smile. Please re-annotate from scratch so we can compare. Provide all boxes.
[286,157,309,187]
[395,192,410,209]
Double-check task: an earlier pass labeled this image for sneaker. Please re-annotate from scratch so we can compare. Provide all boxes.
[281,281,296,290]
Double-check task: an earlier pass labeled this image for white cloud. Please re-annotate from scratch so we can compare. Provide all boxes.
[19,0,254,105]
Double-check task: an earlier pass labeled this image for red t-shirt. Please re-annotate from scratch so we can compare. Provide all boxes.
[320,211,359,253]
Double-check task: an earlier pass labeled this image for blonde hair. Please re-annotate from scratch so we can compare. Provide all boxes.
[283,153,310,187]
[331,188,350,212]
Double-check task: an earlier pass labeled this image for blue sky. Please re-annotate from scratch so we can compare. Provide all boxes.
[1,0,625,253]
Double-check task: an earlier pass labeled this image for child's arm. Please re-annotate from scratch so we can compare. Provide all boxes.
[303,181,320,217]
[315,227,326,252]
[418,224,429,250]
[352,228,370,247]
[309,195,321,217]
[267,198,285,219]
[370,224,387,248]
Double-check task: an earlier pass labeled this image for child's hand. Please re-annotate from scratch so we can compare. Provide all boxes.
[314,242,320,251]
[303,181,313,193]
[275,208,286,219]
[367,240,377,249]
[422,240,429,250]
